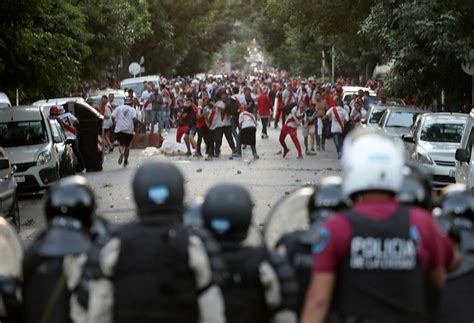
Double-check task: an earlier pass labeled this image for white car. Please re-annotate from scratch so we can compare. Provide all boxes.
[455,109,474,189]
[0,106,61,193]
[403,113,467,188]
[120,75,160,97]
[87,90,126,108]
[378,107,422,138]
[342,86,376,105]
[0,93,12,108]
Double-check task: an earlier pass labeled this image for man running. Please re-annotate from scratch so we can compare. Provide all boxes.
[111,100,137,167]
[279,100,306,159]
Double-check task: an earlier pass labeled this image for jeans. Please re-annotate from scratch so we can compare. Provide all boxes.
[261,117,269,135]
[333,132,343,154]
[157,107,169,133]
[231,117,240,150]
[71,138,85,171]
[214,126,235,156]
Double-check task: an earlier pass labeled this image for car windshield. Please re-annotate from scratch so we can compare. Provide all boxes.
[369,108,385,123]
[420,120,465,143]
[386,111,418,128]
[124,83,145,97]
[0,121,48,147]
[0,103,10,108]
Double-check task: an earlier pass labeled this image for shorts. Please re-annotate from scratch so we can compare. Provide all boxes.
[115,132,134,147]
[177,126,189,143]
[302,126,315,137]
[240,127,256,146]
[187,127,197,136]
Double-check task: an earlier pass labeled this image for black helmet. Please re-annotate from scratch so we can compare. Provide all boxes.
[202,184,253,245]
[398,164,433,210]
[435,184,474,252]
[438,184,474,221]
[308,176,349,223]
[132,161,185,216]
[44,176,95,229]
[41,176,94,256]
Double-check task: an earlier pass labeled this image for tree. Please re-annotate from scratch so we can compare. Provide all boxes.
[361,0,474,106]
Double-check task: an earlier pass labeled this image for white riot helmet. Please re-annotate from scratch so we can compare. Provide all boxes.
[341,128,405,198]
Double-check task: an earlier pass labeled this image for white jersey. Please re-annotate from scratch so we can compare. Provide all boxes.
[285,106,305,128]
[57,112,78,140]
[111,105,137,134]
[239,111,257,129]
[326,106,349,133]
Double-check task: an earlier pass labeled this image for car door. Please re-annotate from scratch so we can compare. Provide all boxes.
[406,116,422,159]
[456,126,474,186]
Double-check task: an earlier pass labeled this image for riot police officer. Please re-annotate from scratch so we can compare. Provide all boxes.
[202,183,298,323]
[301,128,454,323]
[23,176,95,323]
[398,164,433,210]
[276,177,349,315]
[89,161,225,323]
[0,217,22,322]
[436,185,474,323]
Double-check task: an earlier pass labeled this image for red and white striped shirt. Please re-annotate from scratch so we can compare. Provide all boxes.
[239,111,257,129]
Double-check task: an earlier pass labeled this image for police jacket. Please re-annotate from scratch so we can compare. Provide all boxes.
[86,216,226,323]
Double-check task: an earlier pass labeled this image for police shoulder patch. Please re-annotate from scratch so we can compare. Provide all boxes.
[311,227,331,254]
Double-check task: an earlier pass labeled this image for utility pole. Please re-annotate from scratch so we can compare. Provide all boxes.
[331,46,335,85]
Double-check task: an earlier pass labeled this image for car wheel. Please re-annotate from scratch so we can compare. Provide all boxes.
[7,199,20,232]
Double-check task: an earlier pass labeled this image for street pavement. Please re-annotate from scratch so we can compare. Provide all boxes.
[18,126,342,241]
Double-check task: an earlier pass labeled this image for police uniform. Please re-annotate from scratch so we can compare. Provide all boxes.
[22,176,95,323]
[86,161,226,323]
[0,217,22,322]
[203,183,298,323]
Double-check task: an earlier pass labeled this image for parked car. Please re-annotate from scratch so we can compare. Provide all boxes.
[0,92,12,108]
[0,147,20,231]
[362,104,390,128]
[120,75,160,97]
[49,119,75,177]
[0,106,60,193]
[378,106,422,138]
[403,113,468,188]
[35,99,104,171]
[455,109,474,189]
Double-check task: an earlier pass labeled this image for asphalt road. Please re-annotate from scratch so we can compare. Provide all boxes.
[18,126,341,241]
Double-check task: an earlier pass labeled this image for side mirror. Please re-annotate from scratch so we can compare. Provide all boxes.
[455,148,469,163]
[0,157,10,170]
[402,135,415,144]
[53,136,62,144]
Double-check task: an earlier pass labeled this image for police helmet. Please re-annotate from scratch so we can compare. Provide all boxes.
[398,164,433,210]
[308,176,349,223]
[202,184,253,244]
[435,184,474,252]
[41,176,94,256]
[44,176,96,229]
[132,161,185,216]
[438,184,474,221]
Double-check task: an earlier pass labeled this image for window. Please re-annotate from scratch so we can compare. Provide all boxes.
[420,120,465,143]
[0,121,48,147]
[386,111,419,128]
[369,108,386,124]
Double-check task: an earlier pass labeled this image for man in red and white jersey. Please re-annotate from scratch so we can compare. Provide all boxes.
[51,106,86,174]
[279,100,306,159]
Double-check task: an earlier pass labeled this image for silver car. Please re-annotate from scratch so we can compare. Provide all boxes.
[0,147,19,230]
[378,107,422,138]
[403,113,468,188]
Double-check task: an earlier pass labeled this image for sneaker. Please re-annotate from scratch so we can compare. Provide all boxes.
[283,148,290,158]
[261,134,265,139]
[205,156,213,161]
[297,155,304,159]
[253,154,260,160]
[317,145,321,152]
[232,153,242,159]
[311,148,316,153]
[118,154,124,165]
[185,151,192,156]
[337,152,342,159]
[124,161,129,167]
[81,169,87,174]
[194,152,203,157]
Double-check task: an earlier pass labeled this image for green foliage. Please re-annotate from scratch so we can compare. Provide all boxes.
[361,0,473,106]
[230,41,250,71]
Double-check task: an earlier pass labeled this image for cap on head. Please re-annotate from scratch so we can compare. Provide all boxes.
[202,183,253,245]
[49,106,59,116]
[132,161,185,216]
[341,128,405,198]
[44,176,96,230]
